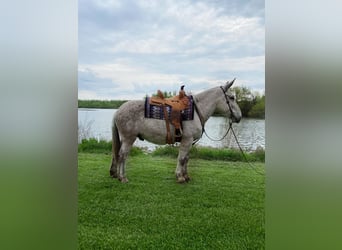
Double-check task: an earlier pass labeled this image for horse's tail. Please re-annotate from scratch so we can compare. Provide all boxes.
[112,120,121,162]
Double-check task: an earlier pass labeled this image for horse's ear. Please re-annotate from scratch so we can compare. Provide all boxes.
[222,78,236,92]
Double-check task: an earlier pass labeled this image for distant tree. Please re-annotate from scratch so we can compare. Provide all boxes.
[231,86,254,117]
[164,91,174,98]
[248,95,265,118]
[231,86,265,118]
[78,100,127,109]
[152,90,175,98]
[232,86,254,102]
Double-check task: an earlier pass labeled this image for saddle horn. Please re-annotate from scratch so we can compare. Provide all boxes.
[179,85,186,99]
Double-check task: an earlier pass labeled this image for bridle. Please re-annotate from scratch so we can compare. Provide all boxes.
[193,86,235,143]
[220,86,234,122]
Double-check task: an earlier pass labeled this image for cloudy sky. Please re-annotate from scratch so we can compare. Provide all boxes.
[78,0,264,100]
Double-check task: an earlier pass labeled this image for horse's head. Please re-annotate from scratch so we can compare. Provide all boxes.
[216,79,242,123]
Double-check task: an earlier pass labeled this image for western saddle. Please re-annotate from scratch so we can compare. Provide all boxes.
[149,86,190,144]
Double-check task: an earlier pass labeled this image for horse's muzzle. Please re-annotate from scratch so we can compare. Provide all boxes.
[231,115,241,123]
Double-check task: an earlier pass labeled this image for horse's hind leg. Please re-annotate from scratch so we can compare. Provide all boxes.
[109,157,118,178]
[110,121,121,178]
[117,138,135,183]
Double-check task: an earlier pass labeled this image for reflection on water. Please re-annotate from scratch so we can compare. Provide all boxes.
[78,109,265,151]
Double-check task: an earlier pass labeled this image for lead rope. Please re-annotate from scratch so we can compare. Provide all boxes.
[228,120,264,176]
[204,122,231,141]
[192,95,232,144]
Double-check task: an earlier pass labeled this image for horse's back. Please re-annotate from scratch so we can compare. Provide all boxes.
[115,100,144,119]
[114,100,145,130]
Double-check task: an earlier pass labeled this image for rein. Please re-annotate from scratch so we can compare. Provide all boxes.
[204,121,232,141]
[193,86,264,175]
[205,120,264,176]
[228,121,264,175]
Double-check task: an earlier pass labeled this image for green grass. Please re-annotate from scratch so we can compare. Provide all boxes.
[78,139,265,162]
[78,139,143,156]
[78,153,265,249]
[153,145,265,162]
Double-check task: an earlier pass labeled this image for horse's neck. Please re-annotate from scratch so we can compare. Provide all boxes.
[194,88,218,123]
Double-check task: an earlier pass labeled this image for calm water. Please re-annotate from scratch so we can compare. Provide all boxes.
[78,108,265,151]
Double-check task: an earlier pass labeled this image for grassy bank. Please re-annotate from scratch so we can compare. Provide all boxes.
[78,152,265,249]
[78,138,265,162]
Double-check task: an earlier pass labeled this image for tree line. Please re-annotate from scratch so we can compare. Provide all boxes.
[78,100,127,109]
[231,86,265,119]
[78,86,264,118]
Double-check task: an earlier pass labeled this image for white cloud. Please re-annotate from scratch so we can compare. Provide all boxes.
[78,89,106,100]
[79,0,265,100]
[80,62,177,84]
[92,0,122,9]
[108,37,175,54]
[99,2,263,56]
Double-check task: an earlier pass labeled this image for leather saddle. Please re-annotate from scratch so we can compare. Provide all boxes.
[149,86,190,144]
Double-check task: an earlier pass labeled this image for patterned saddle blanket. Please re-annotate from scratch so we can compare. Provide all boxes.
[144,96,194,121]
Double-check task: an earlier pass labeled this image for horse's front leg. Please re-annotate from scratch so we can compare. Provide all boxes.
[175,139,192,183]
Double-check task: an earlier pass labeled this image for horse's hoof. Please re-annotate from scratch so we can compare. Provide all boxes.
[184,175,191,182]
[110,170,118,178]
[177,176,186,184]
[119,177,129,183]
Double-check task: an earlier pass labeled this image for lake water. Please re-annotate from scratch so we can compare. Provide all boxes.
[78,108,265,151]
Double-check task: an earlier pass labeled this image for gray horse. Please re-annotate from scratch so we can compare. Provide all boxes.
[109,79,242,183]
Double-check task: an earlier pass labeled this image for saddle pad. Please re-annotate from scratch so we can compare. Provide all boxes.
[145,96,194,121]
